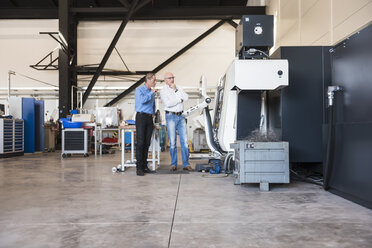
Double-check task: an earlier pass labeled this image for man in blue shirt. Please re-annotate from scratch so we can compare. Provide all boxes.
[134,73,157,176]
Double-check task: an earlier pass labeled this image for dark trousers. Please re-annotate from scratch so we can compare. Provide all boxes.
[135,113,154,171]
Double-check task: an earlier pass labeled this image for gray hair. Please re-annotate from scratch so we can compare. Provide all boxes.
[145,73,155,81]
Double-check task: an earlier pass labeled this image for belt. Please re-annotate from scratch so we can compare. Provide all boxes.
[165,110,183,116]
[137,112,152,116]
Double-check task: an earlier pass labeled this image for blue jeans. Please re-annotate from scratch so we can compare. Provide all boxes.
[165,113,190,168]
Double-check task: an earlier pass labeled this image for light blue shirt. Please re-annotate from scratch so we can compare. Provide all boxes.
[135,84,155,115]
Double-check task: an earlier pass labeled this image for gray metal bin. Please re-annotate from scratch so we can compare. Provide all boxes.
[231,141,289,190]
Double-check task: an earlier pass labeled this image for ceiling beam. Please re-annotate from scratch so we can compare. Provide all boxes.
[8,0,18,7]
[82,0,141,105]
[71,7,129,13]
[0,6,265,19]
[105,19,229,107]
[118,0,130,8]
[0,9,58,19]
[227,19,238,28]
[135,0,152,12]
[50,0,58,7]
[76,68,151,76]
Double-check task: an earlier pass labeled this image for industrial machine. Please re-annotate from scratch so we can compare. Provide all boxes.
[187,15,290,189]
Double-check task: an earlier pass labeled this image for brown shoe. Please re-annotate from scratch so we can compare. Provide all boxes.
[170,166,177,171]
[183,166,194,171]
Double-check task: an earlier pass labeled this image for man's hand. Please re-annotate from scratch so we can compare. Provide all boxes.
[171,83,177,91]
[152,88,157,93]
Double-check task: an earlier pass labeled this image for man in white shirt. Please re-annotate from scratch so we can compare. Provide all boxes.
[160,72,193,171]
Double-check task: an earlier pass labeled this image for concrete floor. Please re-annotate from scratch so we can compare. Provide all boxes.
[0,151,371,248]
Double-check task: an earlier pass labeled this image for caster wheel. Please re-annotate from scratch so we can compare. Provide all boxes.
[62,153,67,158]
[67,154,71,157]
[112,167,117,173]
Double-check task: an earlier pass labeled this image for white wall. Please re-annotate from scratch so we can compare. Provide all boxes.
[0,20,59,114]
[78,19,236,138]
[78,20,235,89]
[0,20,59,89]
[0,19,235,92]
[267,0,372,52]
[0,19,235,139]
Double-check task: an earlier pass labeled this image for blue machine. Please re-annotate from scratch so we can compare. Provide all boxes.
[22,98,35,153]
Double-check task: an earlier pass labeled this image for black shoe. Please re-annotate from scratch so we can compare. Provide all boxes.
[136,170,145,176]
[143,168,156,173]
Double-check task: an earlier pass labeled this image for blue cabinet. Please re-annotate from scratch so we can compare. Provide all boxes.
[9,97,44,154]
[22,98,36,153]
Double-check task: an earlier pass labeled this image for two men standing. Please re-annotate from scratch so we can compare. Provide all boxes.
[134,72,193,176]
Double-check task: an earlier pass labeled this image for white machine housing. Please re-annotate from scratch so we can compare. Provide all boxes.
[217,59,288,152]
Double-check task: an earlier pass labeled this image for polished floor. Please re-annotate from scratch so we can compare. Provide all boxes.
[0,151,371,248]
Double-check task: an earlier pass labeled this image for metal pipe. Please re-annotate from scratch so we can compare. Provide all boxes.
[324,85,343,190]
[327,86,342,107]
[7,71,15,115]
[71,86,74,111]
[80,91,83,109]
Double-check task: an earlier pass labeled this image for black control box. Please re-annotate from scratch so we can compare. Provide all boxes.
[236,15,274,58]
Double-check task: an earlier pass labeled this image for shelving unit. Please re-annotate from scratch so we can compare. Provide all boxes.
[99,127,121,155]
[0,119,24,158]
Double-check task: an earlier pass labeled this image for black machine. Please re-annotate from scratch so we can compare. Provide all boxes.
[236,15,273,59]
[326,25,372,209]
[270,46,331,165]
[270,24,372,208]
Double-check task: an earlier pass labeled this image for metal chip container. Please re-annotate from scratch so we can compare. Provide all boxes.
[231,141,289,191]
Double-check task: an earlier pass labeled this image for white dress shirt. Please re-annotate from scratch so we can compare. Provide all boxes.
[160,85,188,113]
